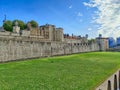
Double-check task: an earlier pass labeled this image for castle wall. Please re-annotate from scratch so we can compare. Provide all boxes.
[0,35,100,62]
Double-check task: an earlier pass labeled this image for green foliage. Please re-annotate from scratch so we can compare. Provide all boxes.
[29,20,38,27]
[13,20,26,30]
[3,20,13,32]
[88,39,96,43]
[0,52,119,90]
[3,19,38,32]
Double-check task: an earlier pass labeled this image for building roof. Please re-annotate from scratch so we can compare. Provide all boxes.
[96,37,109,39]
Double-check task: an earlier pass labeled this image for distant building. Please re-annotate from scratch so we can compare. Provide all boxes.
[64,34,88,46]
[108,37,116,48]
[116,37,120,46]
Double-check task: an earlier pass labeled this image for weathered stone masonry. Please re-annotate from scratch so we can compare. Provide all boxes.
[0,35,99,62]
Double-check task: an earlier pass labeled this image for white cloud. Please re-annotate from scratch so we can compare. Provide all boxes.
[75,12,83,23]
[69,5,72,9]
[88,28,92,31]
[76,17,83,23]
[77,12,83,17]
[83,0,120,38]
[78,19,83,23]
[83,2,96,7]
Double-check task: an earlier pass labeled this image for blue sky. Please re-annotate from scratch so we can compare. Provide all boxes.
[1,0,114,38]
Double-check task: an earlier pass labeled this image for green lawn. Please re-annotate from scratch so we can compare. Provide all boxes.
[0,52,120,90]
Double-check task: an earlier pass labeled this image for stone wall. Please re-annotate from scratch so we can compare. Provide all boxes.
[96,69,120,90]
[0,35,100,62]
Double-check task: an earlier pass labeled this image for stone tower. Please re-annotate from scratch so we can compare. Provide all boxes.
[27,22,32,31]
[56,28,64,42]
[39,24,64,42]
[96,34,109,51]
[40,24,56,41]
[13,21,20,33]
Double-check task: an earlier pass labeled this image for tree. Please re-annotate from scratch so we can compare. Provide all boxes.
[13,20,26,30]
[29,20,38,28]
[88,39,96,44]
[3,20,13,32]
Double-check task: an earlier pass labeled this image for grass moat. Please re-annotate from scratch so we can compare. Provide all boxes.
[0,52,120,90]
